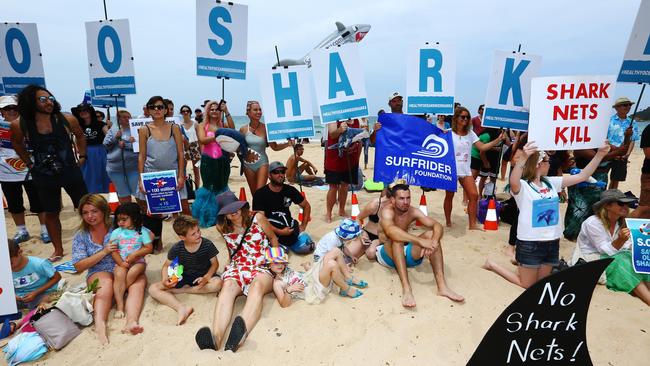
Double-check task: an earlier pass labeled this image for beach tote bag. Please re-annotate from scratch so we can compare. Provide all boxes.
[56,290,94,326]
[30,308,80,350]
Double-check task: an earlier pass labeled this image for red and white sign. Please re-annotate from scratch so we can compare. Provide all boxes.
[528,75,616,150]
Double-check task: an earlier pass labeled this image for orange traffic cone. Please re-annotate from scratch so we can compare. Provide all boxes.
[108,183,119,213]
[351,193,360,221]
[239,187,247,202]
[298,191,306,223]
[484,198,498,231]
[416,192,428,226]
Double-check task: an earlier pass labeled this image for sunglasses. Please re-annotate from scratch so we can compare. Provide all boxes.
[38,96,56,103]
[458,115,470,120]
[271,169,286,175]
[180,110,191,114]
[209,108,219,112]
[147,104,166,111]
[615,201,630,207]
[616,103,632,108]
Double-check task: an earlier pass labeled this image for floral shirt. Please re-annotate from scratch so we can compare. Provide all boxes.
[607,114,639,147]
[72,229,115,277]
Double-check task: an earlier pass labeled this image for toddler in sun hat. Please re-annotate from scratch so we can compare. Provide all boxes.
[313,218,363,263]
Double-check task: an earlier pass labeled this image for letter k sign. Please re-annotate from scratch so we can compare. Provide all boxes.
[499,58,530,107]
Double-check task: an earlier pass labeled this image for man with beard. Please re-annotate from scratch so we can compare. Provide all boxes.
[377,181,464,308]
[252,161,313,254]
[10,85,88,262]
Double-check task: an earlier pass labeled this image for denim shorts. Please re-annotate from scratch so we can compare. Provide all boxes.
[108,170,140,198]
[515,239,560,268]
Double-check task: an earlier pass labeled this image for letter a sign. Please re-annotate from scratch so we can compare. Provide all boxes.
[483,50,542,131]
[196,0,248,80]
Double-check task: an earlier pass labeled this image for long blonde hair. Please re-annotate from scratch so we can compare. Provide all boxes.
[521,151,542,182]
[77,194,111,232]
[596,204,626,233]
[203,100,222,126]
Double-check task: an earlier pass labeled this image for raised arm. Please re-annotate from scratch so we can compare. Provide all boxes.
[562,142,610,188]
[509,141,538,195]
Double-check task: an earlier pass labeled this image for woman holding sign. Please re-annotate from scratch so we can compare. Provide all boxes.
[104,110,139,203]
[483,141,610,288]
[444,107,505,230]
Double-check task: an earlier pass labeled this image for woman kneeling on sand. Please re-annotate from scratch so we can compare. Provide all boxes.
[195,191,280,352]
[72,194,148,344]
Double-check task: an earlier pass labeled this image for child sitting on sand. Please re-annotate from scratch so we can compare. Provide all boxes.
[148,215,222,325]
[268,246,367,306]
[9,239,61,310]
[109,203,153,318]
[313,218,364,264]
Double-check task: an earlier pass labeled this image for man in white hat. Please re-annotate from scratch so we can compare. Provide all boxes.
[607,97,639,189]
[0,95,50,245]
[388,92,403,114]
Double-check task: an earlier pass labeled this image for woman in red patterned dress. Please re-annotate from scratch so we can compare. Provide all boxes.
[195,191,280,352]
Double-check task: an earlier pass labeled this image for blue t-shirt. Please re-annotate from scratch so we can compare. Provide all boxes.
[12,256,57,298]
[607,114,639,147]
[109,227,152,260]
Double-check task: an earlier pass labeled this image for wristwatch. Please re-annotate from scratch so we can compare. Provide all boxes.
[79,155,87,159]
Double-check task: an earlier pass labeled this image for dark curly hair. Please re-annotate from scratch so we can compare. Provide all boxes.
[113,202,144,234]
[16,84,61,122]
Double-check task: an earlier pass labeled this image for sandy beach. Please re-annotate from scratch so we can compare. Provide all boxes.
[4,142,649,366]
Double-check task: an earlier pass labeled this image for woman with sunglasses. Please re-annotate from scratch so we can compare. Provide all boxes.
[180,105,201,188]
[137,96,188,251]
[240,101,292,194]
[444,107,506,230]
[72,102,110,194]
[483,141,610,288]
[573,189,650,306]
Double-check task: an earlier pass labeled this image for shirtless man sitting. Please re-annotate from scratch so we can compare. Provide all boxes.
[378,181,464,307]
[286,144,318,184]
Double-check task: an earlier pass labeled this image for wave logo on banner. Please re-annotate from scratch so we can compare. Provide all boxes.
[374,113,457,191]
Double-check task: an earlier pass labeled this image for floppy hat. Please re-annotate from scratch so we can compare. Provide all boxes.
[388,92,402,102]
[592,189,636,212]
[0,96,18,109]
[264,247,288,264]
[335,218,362,240]
[216,191,248,216]
[269,161,286,172]
[612,97,634,108]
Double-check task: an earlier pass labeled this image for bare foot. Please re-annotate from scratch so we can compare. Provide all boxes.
[481,259,493,271]
[325,214,332,223]
[114,310,125,319]
[504,246,517,265]
[96,331,109,345]
[445,221,452,228]
[338,211,347,217]
[177,306,194,326]
[402,292,416,308]
[437,287,465,303]
[122,321,144,335]
[468,224,484,231]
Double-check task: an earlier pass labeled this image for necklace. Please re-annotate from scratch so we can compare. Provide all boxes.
[249,121,261,134]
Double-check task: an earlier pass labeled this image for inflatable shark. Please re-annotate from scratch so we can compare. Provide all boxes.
[275,21,371,67]
[327,128,369,158]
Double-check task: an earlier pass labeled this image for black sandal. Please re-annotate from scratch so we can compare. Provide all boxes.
[195,326,217,350]
[224,316,247,352]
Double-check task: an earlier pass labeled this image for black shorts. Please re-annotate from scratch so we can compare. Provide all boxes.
[364,229,379,242]
[609,159,627,182]
[32,166,88,213]
[470,157,482,171]
[1,180,44,214]
[325,168,359,184]
[175,272,216,288]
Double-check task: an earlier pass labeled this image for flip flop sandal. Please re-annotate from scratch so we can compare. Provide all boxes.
[339,287,363,298]
[195,326,217,350]
[48,255,63,263]
[346,278,368,289]
[225,316,247,352]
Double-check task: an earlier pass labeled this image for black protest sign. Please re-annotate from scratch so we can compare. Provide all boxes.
[467,258,613,366]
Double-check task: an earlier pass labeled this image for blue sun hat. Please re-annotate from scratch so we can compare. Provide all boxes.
[335,218,362,240]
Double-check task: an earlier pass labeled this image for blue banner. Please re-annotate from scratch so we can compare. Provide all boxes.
[84,90,126,108]
[374,113,457,191]
[141,170,181,214]
[266,119,314,141]
[625,218,650,274]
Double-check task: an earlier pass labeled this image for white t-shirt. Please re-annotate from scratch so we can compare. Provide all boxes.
[451,130,479,177]
[314,231,343,259]
[513,176,563,241]
[182,120,198,143]
[577,215,631,256]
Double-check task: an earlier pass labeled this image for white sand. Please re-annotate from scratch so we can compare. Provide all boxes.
[5,143,649,365]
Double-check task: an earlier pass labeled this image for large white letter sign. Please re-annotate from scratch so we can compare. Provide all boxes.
[618,0,650,83]
[483,50,542,131]
[0,187,17,316]
[196,0,248,79]
[85,19,136,96]
[310,43,369,124]
[406,42,456,115]
[0,23,46,94]
[528,75,616,151]
[260,65,315,142]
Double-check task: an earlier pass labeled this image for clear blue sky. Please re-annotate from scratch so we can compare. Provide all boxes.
[2,0,647,116]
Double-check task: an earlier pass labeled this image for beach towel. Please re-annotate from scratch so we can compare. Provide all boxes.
[54,261,77,274]
[3,332,47,366]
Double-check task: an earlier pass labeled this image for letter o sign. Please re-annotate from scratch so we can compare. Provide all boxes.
[5,28,31,74]
[97,25,122,74]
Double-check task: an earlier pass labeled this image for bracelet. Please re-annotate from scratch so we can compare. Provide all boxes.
[225,113,231,118]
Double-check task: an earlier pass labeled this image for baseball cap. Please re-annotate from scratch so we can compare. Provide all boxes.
[388,92,402,102]
[269,161,286,172]
[0,95,18,109]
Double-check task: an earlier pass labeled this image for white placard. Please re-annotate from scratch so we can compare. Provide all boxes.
[260,66,315,142]
[0,23,46,94]
[0,186,18,316]
[129,117,180,153]
[406,42,456,115]
[310,43,368,124]
[528,75,616,150]
[85,19,136,96]
[618,0,650,83]
[483,50,542,131]
[196,0,248,79]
